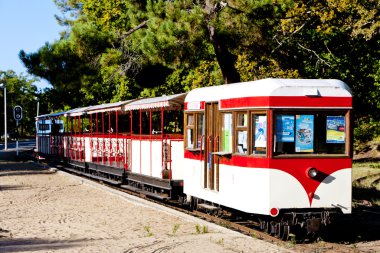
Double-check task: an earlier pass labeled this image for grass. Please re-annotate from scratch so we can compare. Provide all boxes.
[144,226,154,237]
[215,238,224,246]
[171,224,180,236]
[352,162,380,205]
[195,224,209,234]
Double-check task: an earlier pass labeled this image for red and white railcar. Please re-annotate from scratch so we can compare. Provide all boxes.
[183,78,352,235]
[35,78,353,238]
[120,94,186,197]
[36,94,186,199]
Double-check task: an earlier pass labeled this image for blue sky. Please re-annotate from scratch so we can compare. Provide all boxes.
[0,0,62,90]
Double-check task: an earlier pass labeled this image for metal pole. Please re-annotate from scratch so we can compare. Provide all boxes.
[16,120,19,156]
[4,87,7,151]
[37,100,39,117]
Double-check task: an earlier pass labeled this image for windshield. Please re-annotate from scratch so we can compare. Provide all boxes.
[273,110,350,156]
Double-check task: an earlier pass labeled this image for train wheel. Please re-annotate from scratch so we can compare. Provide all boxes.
[259,219,266,230]
[275,223,282,238]
[281,225,290,241]
[190,197,198,211]
[264,221,271,234]
[268,222,277,235]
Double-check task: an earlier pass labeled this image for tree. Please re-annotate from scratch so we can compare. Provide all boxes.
[0,70,38,136]
[274,0,380,119]
[69,0,296,85]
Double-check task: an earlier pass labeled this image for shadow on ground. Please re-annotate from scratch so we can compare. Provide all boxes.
[320,196,380,243]
[0,237,93,253]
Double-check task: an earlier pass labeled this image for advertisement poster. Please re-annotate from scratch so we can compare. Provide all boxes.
[326,116,345,143]
[255,116,267,148]
[276,115,295,142]
[295,115,314,152]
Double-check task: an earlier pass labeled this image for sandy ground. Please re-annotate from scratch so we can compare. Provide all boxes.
[0,161,293,253]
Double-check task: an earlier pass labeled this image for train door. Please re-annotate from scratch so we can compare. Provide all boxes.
[204,103,219,191]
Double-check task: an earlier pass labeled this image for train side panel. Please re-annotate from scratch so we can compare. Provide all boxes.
[183,158,271,215]
[169,140,185,180]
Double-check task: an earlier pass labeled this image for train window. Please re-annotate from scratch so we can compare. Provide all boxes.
[196,114,205,148]
[237,113,248,127]
[220,113,233,152]
[38,124,50,131]
[164,110,184,134]
[274,111,349,156]
[252,114,267,155]
[185,113,204,149]
[118,112,130,134]
[235,112,248,154]
[186,114,195,148]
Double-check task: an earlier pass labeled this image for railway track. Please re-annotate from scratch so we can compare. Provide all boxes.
[46,162,361,253]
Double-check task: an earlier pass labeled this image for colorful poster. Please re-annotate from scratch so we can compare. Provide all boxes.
[276,115,295,142]
[295,115,314,152]
[326,116,345,143]
[255,115,267,148]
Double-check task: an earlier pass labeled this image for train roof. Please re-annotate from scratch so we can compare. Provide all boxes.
[85,100,134,114]
[36,111,66,119]
[123,93,186,111]
[185,78,352,110]
[64,106,92,117]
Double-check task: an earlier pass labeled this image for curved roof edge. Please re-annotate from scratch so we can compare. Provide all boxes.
[185,78,352,104]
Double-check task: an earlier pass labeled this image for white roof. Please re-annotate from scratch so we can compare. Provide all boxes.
[64,106,92,117]
[36,111,66,119]
[186,79,351,103]
[86,100,134,114]
[123,93,186,111]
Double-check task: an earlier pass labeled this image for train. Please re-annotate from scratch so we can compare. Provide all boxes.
[35,78,353,240]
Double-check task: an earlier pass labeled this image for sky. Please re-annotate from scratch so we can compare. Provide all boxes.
[0,0,62,90]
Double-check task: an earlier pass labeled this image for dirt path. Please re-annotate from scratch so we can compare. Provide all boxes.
[0,162,293,253]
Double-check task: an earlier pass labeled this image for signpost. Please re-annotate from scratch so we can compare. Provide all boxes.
[13,106,22,156]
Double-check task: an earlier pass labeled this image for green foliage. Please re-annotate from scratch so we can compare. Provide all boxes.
[277,0,380,119]
[171,224,180,236]
[182,61,223,91]
[354,117,380,143]
[143,226,154,237]
[195,224,208,234]
[236,54,300,81]
[0,70,38,135]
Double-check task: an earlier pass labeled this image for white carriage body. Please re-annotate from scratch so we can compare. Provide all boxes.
[184,78,352,216]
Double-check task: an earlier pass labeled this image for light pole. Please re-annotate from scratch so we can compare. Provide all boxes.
[0,83,7,150]
[36,97,40,117]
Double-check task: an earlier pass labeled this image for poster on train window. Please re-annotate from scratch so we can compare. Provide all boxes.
[295,115,314,152]
[255,115,267,148]
[326,116,345,143]
[276,115,295,142]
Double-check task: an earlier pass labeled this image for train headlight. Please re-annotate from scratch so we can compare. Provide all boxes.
[307,167,318,179]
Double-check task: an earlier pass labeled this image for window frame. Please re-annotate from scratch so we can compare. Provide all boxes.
[185,111,204,151]
[234,111,249,155]
[216,110,268,157]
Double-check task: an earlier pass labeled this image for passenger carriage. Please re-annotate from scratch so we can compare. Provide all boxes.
[35,114,65,159]
[183,78,352,236]
[36,94,186,199]
[120,94,186,199]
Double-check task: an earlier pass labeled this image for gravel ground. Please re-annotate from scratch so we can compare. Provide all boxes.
[0,160,293,253]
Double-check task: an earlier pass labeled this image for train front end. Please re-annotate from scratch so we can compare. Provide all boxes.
[183,78,352,238]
